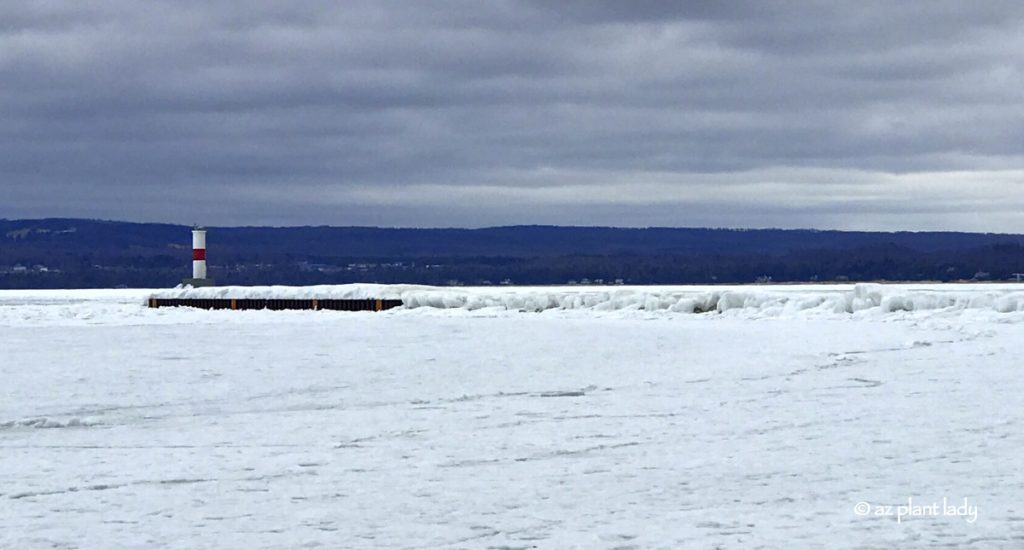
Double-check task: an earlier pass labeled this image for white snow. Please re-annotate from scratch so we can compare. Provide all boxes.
[151,282,1024,317]
[2,285,1023,548]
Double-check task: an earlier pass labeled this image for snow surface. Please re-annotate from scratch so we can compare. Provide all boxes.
[152,282,1024,316]
[2,285,1023,548]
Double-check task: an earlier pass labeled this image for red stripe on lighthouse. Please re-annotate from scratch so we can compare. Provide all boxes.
[193,249,206,260]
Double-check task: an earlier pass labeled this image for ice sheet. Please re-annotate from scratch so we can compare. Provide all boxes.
[1,287,1021,548]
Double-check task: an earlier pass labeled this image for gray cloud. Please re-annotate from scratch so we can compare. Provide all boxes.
[2,1,1023,230]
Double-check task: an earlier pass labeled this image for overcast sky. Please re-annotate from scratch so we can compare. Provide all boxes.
[2,1,1023,231]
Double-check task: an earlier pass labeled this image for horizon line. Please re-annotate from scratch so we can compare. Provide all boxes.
[2,217,1024,236]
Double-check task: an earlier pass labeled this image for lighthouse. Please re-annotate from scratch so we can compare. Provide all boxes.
[182,226,215,287]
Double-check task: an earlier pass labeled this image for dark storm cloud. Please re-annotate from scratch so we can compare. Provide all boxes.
[2,1,1023,230]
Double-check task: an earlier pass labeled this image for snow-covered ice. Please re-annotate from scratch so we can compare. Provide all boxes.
[2,285,1023,549]
[153,282,1024,316]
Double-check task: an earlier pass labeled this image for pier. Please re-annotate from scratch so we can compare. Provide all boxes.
[147,298,403,311]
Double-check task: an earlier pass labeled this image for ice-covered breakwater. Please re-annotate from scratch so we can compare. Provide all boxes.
[147,297,402,312]
[149,283,1024,315]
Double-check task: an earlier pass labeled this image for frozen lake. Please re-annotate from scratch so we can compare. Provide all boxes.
[2,285,1023,549]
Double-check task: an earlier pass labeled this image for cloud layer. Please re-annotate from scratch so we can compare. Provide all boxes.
[3,1,1023,230]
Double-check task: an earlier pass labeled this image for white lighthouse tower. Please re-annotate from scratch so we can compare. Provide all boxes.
[183,226,215,287]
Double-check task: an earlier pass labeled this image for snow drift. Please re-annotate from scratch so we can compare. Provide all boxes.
[149,283,1024,317]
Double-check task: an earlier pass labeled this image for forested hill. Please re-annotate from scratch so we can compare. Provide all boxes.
[2,218,1023,288]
